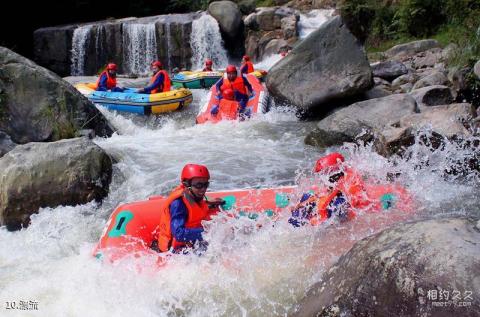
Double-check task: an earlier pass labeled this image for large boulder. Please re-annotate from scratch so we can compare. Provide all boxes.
[305,94,418,148]
[208,1,243,38]
[474,60,480,80]
[291,217,480,317]
[371,61,408,81]
[266,16,373,111]
[0,138,112,230]
[385,39,441,60]
[412,71,449,90]
[409,85,454,109]
[0,47,113,144]
[375,103,477,156]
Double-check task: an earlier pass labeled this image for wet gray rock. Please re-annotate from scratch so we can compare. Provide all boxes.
[412,71,449,90]
[305,94,418,148]
[474,60,480,80]
[392,73,419,88]
[376,103,477,156]
[0,138,112,230]
[291,217,480,317]
[266,16,373,111]
[0,131,16,158]
[385,39,440,59]
[281,15,298,40]
[208,1,243,38]
[371,60,408,81]
[409,85,454,108]
[413,49,442,69]
[0,47,113,144]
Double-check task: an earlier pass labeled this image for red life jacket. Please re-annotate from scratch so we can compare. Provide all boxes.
[241,61,254,74]
[203,67,213,72]
[95,71,117,90]
[218,99,239,120]
[220,77,248,95]
[150,70,171,93]
[157,185,214,252]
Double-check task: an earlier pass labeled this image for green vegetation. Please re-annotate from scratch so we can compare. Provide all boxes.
[340,0,480,68]
[256,0,275,6]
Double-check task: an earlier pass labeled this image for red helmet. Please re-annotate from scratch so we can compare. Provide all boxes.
[223,88,235,100]
[243,55,250,61]
[314,153,345,173]
[151,61,162,68]
[226,65,237,73]
[107,63,117,70]
[205,59,213,66]
[181,164,210,182]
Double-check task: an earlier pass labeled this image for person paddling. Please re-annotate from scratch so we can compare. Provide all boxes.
[213,65,253,118]
[137,61,171,94]
[95,63,124,92]
[240,55,254,75]
[157,164,224,253]
[203,59,213,72]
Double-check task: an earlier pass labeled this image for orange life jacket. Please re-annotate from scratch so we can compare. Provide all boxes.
[220,77,248,95]
[218,99,239,120]
[241,61,254,74]
[157,185,214,252]
[95,71,117,90]
[150,70,171,93]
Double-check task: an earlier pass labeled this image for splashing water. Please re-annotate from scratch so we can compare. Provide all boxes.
[190,14,229,71]
[0,90,478,316]
[298,9,335,39]
[71,25,93,75]
[122,23,158,75]
[254,54,283,71]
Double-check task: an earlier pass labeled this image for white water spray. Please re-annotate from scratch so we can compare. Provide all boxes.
[190,14,229,71]
[122,23,158,75]
[298,9,335,39]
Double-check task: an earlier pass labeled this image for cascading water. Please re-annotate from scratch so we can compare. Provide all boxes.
[71,25,93,76]
[165,22,173,71]
[1,86,479,315]
[122,23,158,75]
[190,14,229,71]
[298,9,335,39]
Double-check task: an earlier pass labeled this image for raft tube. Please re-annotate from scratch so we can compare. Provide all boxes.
[195,73,267,124]
[75,83,193,115]
[171,71,223,89]
[93,186,297,261]
[93,181,412,262]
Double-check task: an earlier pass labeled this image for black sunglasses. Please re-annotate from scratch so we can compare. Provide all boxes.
[190,182,210,189]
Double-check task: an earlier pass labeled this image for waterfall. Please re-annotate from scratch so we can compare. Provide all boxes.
[190,14,228,71]
[165,22,173,71]
[122,23,158,75]
[71,25,93,76]
[298,9,335,39]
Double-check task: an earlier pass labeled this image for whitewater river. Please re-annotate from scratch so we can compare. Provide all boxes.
[1,10,480,317]
[1,82,478,316]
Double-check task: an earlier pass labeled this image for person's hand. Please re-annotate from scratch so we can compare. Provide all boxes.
[208,197,225,208]
[210,105,219,115]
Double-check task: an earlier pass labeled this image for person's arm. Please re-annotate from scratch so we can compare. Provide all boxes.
[170,199,204,243]
[215,78,224,96]
[240,64,248,75]
[139,73,164,94]
[96,74,108,91]
[242,76,253,95]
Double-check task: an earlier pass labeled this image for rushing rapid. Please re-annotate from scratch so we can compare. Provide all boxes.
[1,8,479,317]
